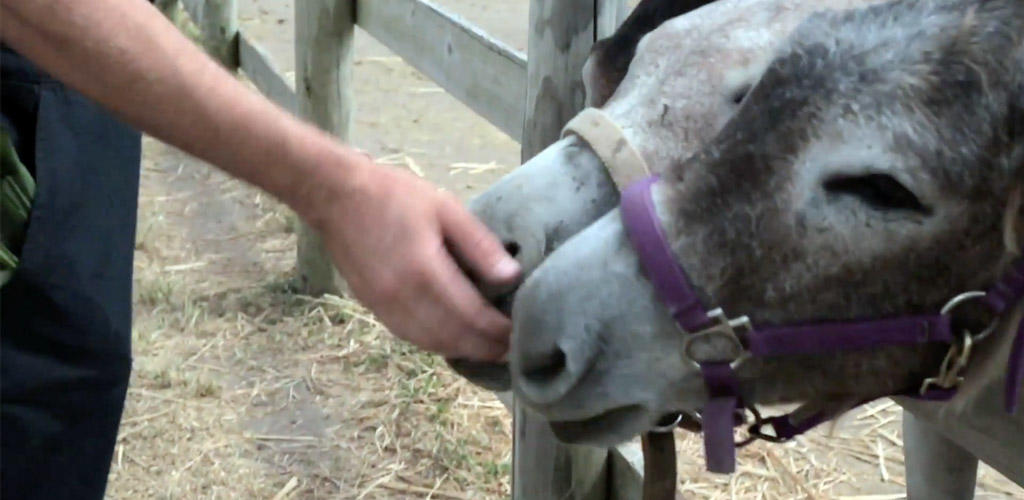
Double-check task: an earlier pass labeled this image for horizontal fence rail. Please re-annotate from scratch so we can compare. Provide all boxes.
[184,0,528,141]
[356,0,527,141]
[186,0,527,141]
[238,30,298,113]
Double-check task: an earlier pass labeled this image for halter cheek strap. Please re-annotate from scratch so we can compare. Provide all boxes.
[620,175,1024,473]
[559,107,1024,475]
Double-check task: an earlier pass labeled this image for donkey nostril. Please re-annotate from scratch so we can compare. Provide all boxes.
[504,241,521,258]
[522,348,568,385]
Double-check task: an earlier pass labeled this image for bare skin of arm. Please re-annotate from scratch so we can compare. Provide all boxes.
[0,0,520,361]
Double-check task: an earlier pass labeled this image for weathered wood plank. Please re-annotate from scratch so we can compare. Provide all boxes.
[238,30,297,114]
[181,0,238,67]
[898,400,1024,485]
[155,0,181,20]
[180,0,204,24]
[609,442,646,500]
[597,0,630,40]
[604,4,667,492]
[513,412,607,500]
[519,0,595,158]
[356,0,527,141]
[294,0,356,295]
[513,1,629,499]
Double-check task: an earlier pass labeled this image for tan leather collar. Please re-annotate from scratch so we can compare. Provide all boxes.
[562,107,650,190]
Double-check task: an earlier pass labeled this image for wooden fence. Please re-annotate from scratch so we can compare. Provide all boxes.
[163,0,651,498]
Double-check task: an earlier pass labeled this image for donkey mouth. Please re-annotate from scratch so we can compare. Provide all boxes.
[492,291,516,316]
[548,405,649,445]
[444,291,519,392]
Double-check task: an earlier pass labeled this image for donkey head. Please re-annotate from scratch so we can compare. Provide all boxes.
[510,0,1024,446]
[452,0,884,390]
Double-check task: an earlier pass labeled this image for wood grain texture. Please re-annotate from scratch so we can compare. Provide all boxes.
[238,30,297,114]
[513,1,629,499]
[181,0,238,66]
[356,0,527,141]
[610,441,646,500]
[294,0,355,296]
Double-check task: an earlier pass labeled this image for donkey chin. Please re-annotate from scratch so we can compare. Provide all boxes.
[500,209,719,447]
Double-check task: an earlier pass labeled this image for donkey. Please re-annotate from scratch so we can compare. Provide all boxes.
[451,0,886,388]
[453,0,1024,496]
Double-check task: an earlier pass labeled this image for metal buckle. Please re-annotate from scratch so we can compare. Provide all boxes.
[682,308,752,366]
[650,410,702,433]
[743,422,790,445]
[941,291,998,342]
[650,413,683,433]
[918,290,998,395]
[920,332,973,394]
[737,407,789,447]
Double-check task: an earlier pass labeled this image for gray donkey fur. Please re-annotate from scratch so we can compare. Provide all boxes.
[458,0,1024,495]
[508,0,1023,488]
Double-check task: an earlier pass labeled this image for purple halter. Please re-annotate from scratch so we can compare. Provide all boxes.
[620,175,1024,474]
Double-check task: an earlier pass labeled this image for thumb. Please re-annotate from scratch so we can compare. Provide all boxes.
[439,199,521,285]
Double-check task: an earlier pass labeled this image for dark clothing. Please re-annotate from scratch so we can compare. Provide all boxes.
[1,46,141,499]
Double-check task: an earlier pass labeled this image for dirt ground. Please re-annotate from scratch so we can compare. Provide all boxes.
[106,1,1022,498]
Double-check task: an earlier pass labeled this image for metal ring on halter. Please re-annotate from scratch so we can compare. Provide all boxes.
[941,290,999,342]
[917,290,998,394]
[651,413,683,432]
[737,406,789,446]
[920,329,974,394]
[681,308,752,368]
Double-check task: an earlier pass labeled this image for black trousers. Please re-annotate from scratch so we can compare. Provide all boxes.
[1,47,141,499]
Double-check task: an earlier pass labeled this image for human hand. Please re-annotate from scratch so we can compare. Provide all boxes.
[301,151,521,361]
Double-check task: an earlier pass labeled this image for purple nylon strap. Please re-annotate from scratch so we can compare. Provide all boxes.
[749,316,954,357]
[623,177,740,472]
[618,175,1018,474]
[699,363,739,473]
[984,258,1024,414]
[620,176,712,332]
[763,383,958,441]
[983,259,1024,313]
[1007,319,1024,413]
[763,412,829,441]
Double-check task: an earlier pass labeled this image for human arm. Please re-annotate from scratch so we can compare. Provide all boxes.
[0,0,520,360]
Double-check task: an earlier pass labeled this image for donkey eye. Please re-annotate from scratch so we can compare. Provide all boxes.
[823,173,931,214]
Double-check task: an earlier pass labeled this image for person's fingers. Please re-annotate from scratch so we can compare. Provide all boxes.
[452,333,508,362]
[319,171,517,361]
[395,280,507,361]
[424,244,512,346]
[438,198,521,285]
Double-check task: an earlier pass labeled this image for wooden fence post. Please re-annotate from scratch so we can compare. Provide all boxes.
[513,1,626,498]
[294,0,356,295]
[155,0,181,21]
[200,0,238,67]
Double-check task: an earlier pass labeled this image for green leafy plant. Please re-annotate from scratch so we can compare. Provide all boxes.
[1,129,36,286]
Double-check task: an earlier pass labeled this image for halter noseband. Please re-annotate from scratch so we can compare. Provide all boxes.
[563,107,1024,475]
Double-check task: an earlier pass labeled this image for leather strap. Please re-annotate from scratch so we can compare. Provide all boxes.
[641,432,679,500]
[562,108,651,191]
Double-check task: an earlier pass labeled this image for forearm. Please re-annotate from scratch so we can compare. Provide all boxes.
[1,1,520,361]
[0,0,363,220]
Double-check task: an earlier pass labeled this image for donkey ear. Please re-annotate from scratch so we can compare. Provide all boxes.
[583,0,717,107]
[582,39,620,108]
